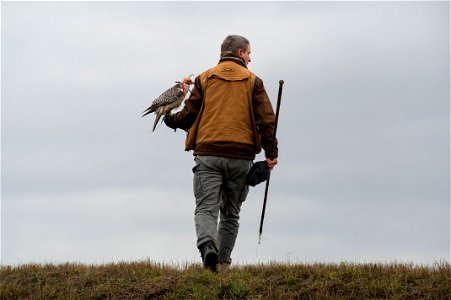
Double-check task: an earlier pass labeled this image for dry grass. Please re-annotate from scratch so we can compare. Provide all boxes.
[1,260,450,299]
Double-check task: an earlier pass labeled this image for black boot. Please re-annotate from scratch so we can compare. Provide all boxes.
[199,241,218,272]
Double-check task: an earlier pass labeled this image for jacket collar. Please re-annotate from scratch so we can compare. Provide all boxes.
[218,51,247,68]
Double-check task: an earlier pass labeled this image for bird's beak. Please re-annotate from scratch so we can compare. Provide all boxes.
[188,74,194,84]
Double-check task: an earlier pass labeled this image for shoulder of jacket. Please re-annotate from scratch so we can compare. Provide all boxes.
[214,61,253,79]
[198,70,210,94]
[253,75,262,88]
[198,62,258,92]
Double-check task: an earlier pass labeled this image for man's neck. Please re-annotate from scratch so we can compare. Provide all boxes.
[219,51,247,68]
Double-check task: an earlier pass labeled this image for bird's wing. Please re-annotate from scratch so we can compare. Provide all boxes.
[142,84,183,117]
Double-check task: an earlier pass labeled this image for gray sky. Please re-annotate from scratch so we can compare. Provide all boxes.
[1,1,450,266]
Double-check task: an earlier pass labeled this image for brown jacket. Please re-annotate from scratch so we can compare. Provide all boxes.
[175,55,278,160]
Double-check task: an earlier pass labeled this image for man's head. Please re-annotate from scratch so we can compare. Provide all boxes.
[221,35,251,65]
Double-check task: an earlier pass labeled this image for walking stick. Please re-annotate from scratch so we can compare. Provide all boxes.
[259,80,284,244]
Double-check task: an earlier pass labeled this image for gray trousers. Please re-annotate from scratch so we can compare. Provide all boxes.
[193,155,252,264]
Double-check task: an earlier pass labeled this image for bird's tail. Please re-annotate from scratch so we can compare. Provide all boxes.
[142,107,152,117]
[152,110,163,132]
[152,116,159,132]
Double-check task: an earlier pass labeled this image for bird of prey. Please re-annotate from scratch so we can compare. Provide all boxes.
[142,75,194,131]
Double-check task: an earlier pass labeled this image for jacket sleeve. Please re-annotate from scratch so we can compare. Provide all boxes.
[253,77,279,159]
[175,76,204,131]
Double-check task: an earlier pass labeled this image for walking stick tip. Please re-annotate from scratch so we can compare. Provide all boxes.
[279,80,284,85]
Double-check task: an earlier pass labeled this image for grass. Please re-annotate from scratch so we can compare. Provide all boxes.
[1,260,450,299]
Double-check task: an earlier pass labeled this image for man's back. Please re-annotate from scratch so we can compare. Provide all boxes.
[187,60,258,153]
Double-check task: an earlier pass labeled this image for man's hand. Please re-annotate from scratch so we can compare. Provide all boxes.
[266,157,278,171]
[163,113,178,131]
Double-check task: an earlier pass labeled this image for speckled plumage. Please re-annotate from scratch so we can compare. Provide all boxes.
[142,77,193,131]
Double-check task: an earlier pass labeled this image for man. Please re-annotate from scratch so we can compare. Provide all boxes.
[164,35,278,271]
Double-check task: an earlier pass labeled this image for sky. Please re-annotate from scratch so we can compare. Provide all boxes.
[1,1,450,266]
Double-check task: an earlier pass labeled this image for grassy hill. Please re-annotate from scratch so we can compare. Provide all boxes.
[1,260,450,299]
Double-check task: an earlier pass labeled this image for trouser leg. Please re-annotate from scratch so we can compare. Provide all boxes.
[193,156,222,249]
[217,158,251,264]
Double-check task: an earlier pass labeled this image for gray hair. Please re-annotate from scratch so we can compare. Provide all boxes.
[221,35,250,54]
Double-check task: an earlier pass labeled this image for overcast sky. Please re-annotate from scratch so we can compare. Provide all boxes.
[1,1,449,266]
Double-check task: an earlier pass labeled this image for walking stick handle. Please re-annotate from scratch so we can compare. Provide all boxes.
[268,80,284,160]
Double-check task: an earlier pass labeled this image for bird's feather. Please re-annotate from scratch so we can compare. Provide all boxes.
[142,83,183,117]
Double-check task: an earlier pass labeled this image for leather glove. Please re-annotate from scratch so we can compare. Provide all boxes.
[163,113,178,131]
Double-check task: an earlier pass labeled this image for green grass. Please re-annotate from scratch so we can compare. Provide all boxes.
[1,260,450,299]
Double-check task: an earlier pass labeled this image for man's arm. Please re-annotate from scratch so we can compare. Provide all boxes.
[252,77,279,160]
